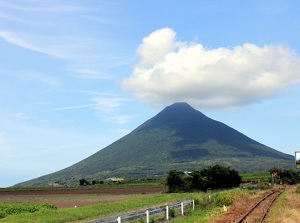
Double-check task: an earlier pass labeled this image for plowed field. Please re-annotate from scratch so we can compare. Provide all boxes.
[0,187,164,208]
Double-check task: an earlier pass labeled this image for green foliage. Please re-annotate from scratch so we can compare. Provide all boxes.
[296,184,300,193]
[0,204,56,219]
[169,209,176,218]
[269,168,300,184]
[166,170,185,193]
[79,179,90,186]
[191,193,210,208]
[190,165,241,190]
[240,172,270,181]
[257,180,271,190]
[213,192,234,207]
[166,165,241,192]
[0,211,6,219]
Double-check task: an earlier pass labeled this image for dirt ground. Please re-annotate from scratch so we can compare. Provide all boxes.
[0,187,164,208]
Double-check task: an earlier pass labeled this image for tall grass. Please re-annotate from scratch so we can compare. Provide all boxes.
[171,189,251,223]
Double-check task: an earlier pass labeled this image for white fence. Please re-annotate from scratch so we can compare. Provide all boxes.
[89,199,194,223]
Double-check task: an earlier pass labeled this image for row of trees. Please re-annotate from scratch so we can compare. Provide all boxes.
[79,179,104,186]
[166,164,241,192]
[270,168,300,184]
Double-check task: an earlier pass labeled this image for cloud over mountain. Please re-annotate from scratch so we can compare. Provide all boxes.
[123,28,300,109]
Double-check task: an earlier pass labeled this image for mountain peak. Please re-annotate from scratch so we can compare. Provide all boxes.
[162,102,197,114]
[134,102,207,133]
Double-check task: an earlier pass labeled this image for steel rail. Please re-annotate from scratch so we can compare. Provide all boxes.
[258,190,283,223]
[236,190,283,223]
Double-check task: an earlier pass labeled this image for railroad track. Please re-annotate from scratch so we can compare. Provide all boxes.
[236,189,284,223]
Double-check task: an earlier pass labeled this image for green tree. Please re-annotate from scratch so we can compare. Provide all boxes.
[79,179,89,186]
[167,165,241,192]
[166,170,185,192]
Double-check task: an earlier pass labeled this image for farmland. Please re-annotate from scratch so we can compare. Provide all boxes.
[0,187,164,209]
[0,186,196,223]
[3,174,299,223]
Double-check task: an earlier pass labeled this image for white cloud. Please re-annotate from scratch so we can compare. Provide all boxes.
[11,113,31,120]
[49,104,96,111]
[23,71,58,86]
[0,30,93,59]
[107,115,134,125]
[137,28,177,67]
[71,68,113,80]
[123,28,300,109]
[91,96,134,124]
[91,97,130,113]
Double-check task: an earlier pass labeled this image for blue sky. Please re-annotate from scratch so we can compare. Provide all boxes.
[1,0,300,187]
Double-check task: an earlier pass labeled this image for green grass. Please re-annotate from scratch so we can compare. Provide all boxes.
[170,189,251,223]
[0,193,192,223]
[240,172,270,181]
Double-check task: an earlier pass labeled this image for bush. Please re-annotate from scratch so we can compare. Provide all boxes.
[213,192,234,207]
[257,181,271,190]
[0,203,57,219]
[169,209,176,218]
[192,193,211,208]
[0,211,6,219]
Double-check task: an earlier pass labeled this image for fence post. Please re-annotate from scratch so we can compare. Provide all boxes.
[117,216,121,223]
[181,202,184,216]
[146,210,149,223]
[166,205,169,220]
[192,199,195,210]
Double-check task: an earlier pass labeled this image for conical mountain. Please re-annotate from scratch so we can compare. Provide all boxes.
[15,102,294,187]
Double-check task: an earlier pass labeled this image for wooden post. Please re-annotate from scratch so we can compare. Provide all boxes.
[192,199,195,210]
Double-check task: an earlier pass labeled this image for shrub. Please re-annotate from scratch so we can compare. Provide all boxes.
[192,193,211,208]
[169,209,176,218]
[0,211,6,219]
[257,181,271,190]
[213,192,234,207]
[0,203,57,219]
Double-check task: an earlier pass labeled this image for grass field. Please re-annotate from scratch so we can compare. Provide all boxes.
[240,172,270,181]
